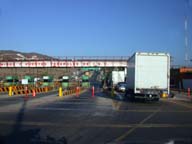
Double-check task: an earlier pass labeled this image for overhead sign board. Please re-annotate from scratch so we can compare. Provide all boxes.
[0,60,127,68]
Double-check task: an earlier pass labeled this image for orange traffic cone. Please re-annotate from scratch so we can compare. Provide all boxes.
[32,89,36,97]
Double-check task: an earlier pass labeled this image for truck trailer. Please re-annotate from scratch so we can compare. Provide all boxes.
[125,52,170,101]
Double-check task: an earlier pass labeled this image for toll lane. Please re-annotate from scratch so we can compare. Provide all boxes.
[0,90,58,108]
[0,89,192,144]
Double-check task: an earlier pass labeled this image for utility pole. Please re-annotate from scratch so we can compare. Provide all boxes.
[184,0,190,66]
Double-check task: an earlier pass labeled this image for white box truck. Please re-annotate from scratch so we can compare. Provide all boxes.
[125,52,170,101]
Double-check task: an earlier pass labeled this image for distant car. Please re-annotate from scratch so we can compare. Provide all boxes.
[115,82,127,92]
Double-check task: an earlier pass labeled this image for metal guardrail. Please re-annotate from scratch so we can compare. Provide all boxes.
[0,56,130,61]
[38,56,130,61]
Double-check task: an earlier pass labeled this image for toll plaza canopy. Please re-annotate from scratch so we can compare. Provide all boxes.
[0,57,128,68]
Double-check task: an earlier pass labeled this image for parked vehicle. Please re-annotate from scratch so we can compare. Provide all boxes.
[115,82,127,92]
[109,71,126,87]
[125,52,170,101]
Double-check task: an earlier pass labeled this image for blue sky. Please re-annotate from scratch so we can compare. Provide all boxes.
[0,0,192,65]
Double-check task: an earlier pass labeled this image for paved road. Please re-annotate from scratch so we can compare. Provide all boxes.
[0,88,192,144]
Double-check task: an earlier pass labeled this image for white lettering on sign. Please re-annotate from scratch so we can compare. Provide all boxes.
[7,62,13,67]
[15,62,22,67]
[0,62,3,67]
[0,62,7,67]
[0,60,127,67]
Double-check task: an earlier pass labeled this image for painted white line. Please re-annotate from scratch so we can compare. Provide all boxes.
[53,101,112,106]
[0,120,192,128]
[115,108,161,142]
[164,99,192,109]
[32,106,112,111]
[0,100,22,103]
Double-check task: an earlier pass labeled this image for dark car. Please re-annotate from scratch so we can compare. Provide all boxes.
[115,82,127,92]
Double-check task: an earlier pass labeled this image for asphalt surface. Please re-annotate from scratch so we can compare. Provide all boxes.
[0,87,192,144]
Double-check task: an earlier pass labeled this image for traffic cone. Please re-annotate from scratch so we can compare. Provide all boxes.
[32,89,36,97]
[92,86,95,97]
[76,87,79,97]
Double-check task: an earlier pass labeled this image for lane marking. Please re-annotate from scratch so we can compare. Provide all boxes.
[115,108,160,142]
[33,107,112,111]
[117,109,192,113]
[0,106,191,113]
[0,101,21,103]
[164,99,192,109]
[41,107,104,112]
[62,99,94,101]
[53,101,112,106]
[0,120,192,128]
[29,107,192,113]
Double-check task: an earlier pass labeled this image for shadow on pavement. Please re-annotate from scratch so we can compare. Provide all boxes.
[0,96,67,144]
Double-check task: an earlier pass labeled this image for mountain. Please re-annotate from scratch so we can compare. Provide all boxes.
[0,50,53,61]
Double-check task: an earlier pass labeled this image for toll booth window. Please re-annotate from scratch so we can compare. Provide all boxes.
[82,79,89,82]
[28,80,34,83]
[43,79,49,82]
[6,79,13,83]
[43,79,52,82]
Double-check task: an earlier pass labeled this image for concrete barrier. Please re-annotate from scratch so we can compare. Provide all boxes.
[12,86,53,96]
[62,87,84,96]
